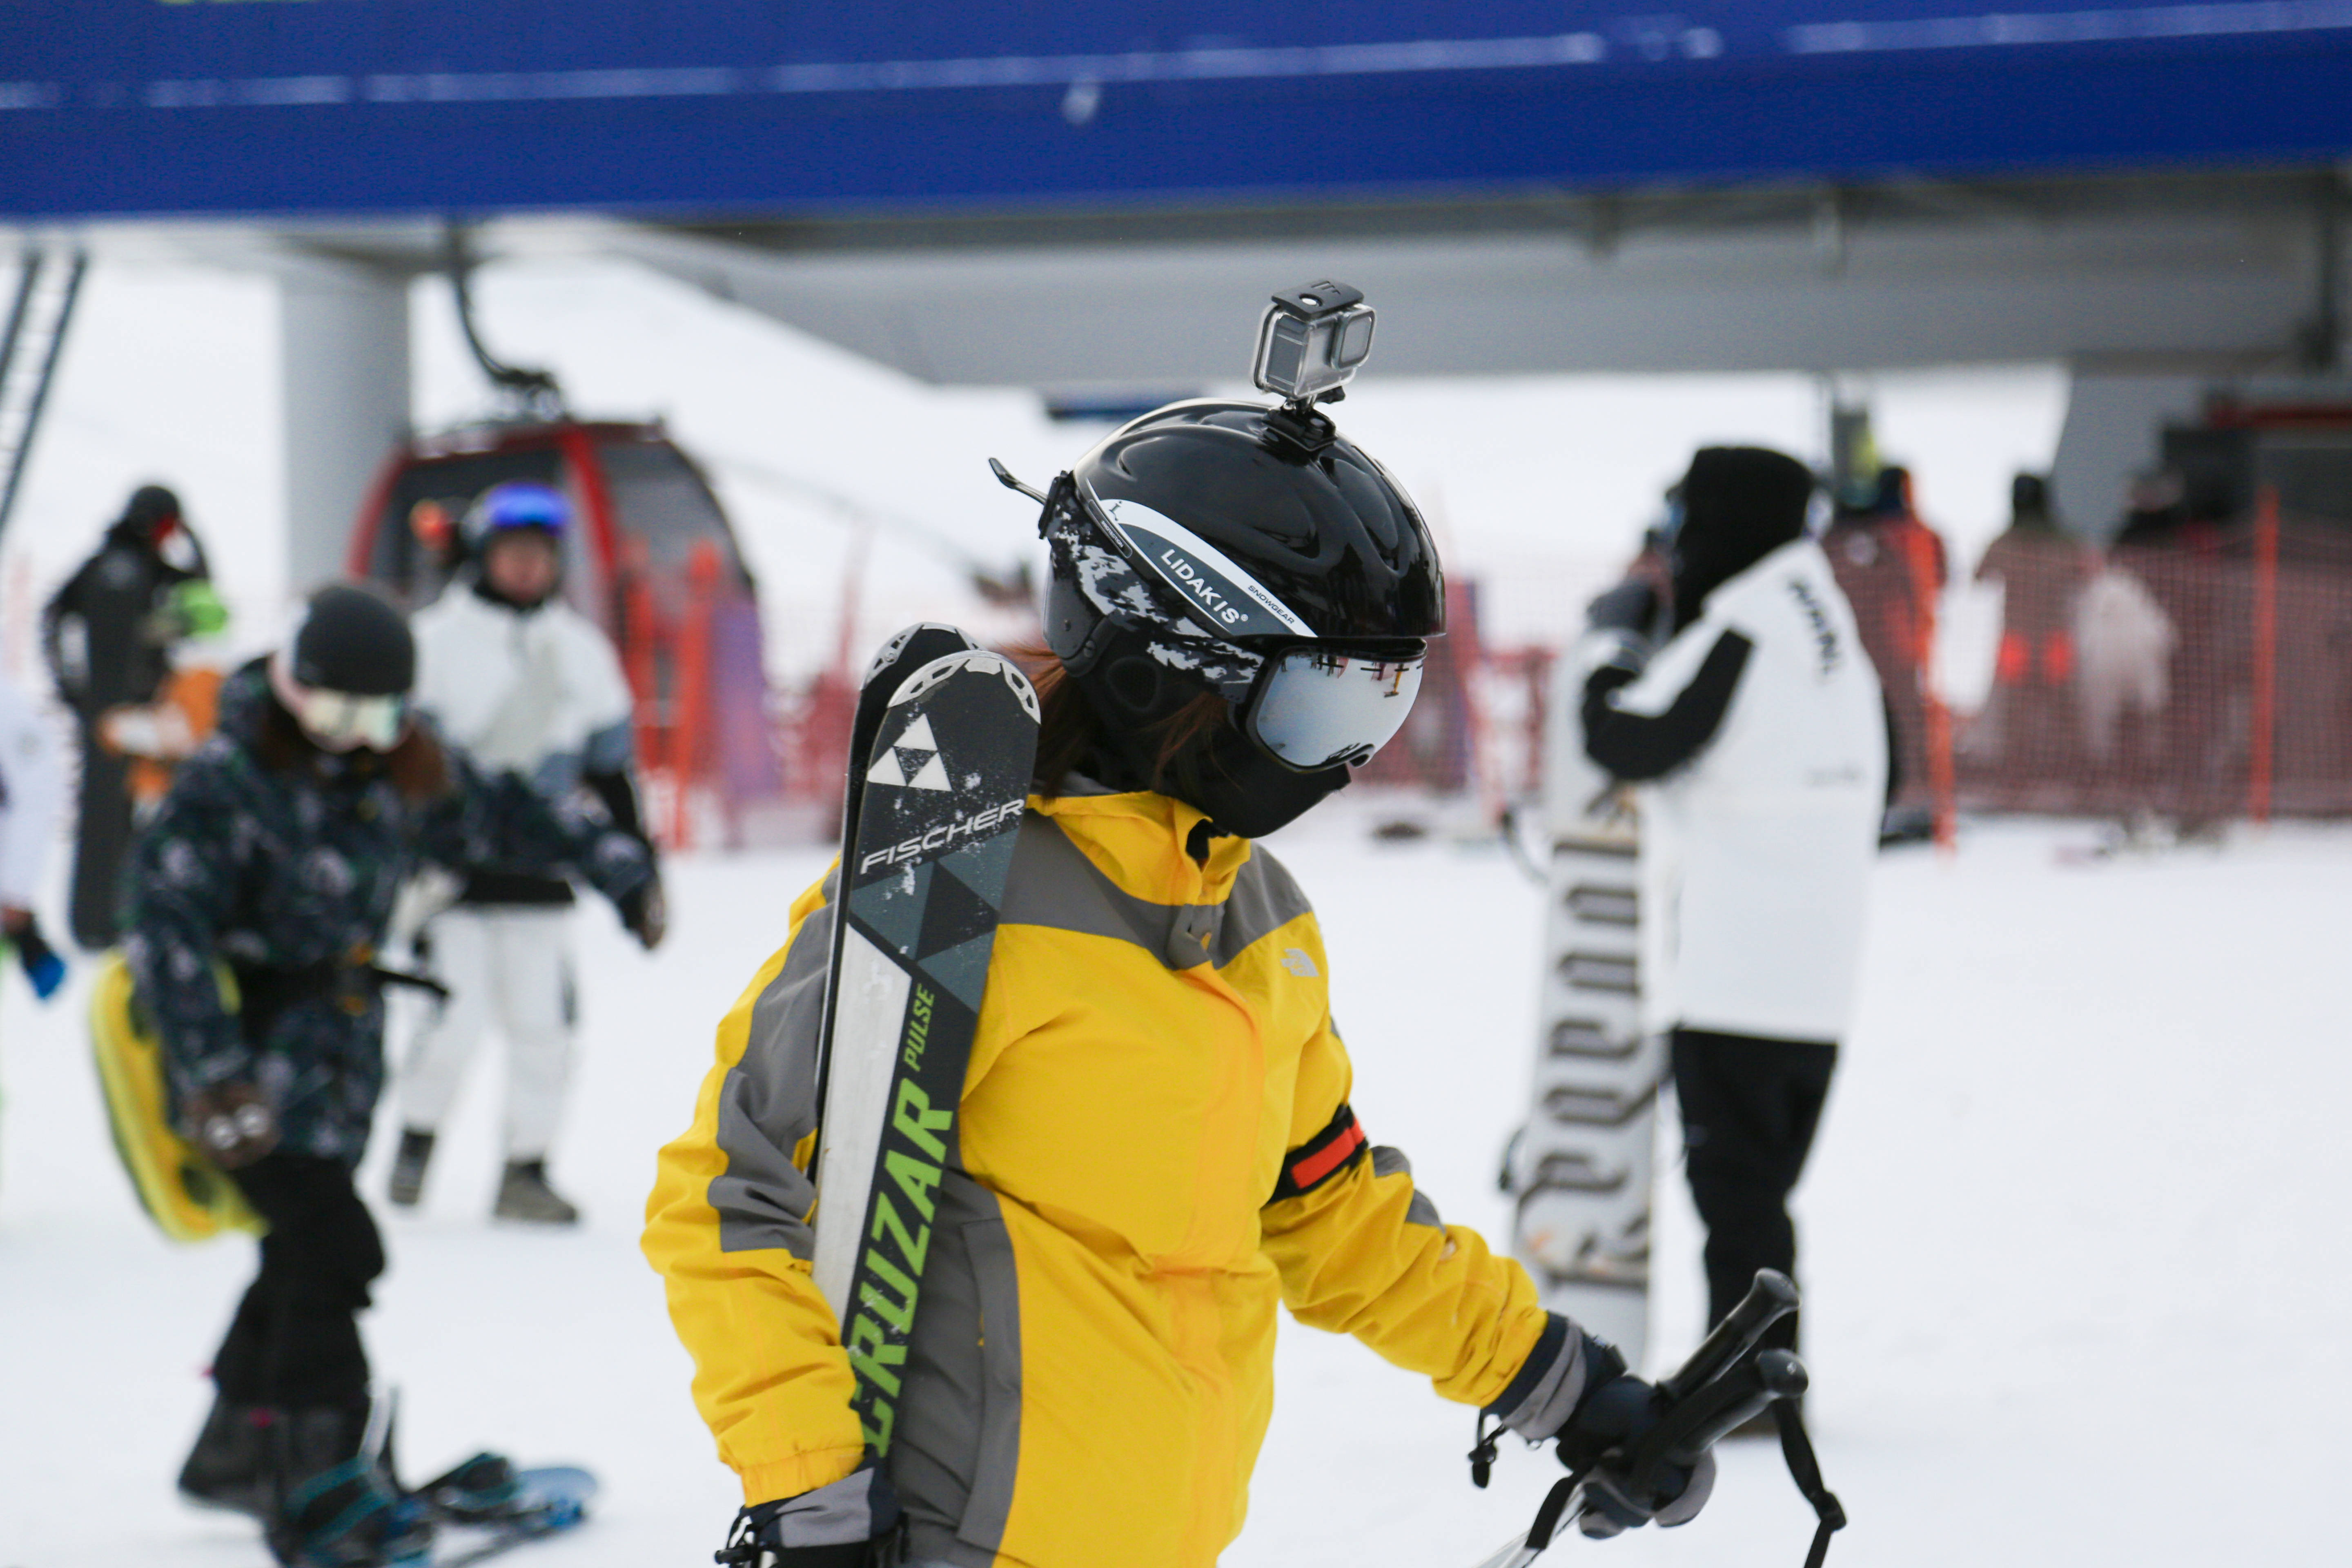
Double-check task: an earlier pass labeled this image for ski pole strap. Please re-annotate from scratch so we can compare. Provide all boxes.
[1772,1399,1846,1568]
[1525,1466,1593,1553]
[1468,1411,1501,1490]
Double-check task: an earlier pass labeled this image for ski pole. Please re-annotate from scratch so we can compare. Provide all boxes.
[1621,1349,1807,1503]
[1461,1269,1803,1568]
[1658,1268,1797,1405]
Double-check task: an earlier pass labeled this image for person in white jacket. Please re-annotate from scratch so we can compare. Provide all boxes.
[0,668,65,991]
[1578,446,1886,1359]
[390,482,664,1223]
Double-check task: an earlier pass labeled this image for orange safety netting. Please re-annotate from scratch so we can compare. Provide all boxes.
[1844,492,2352,823]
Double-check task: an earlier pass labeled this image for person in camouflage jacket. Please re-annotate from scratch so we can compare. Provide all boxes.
[129,587,662,1565]
[127,663,655,1161]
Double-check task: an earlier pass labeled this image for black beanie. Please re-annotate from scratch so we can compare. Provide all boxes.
[288,585,415,697]
[1671,446,1815,627]
[121,484,182,529]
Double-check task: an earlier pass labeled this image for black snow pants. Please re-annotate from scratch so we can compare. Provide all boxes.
[1670,1028,1838,1352]
[212,1154,385,1410]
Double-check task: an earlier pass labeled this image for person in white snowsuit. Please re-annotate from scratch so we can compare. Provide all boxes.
[0,668,66,1027]
[390,481,664,1223]
[1578,446,1885,1356]
[0,670,64,941]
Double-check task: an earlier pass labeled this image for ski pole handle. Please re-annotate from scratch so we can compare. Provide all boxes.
[1626,1350,1809,1499]
[1658,1269,1798,1405]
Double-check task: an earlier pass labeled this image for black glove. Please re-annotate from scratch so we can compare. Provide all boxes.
[619,875,667,951]
[1555,1371,1717,1539]
[1586,579,1660,637]
[1486,1316,1713,1540]
[716,1465,898,1568]
[183,1083,280,1171]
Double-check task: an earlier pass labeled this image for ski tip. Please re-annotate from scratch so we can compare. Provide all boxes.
[887,648,1040,722]
[866,624,980,683]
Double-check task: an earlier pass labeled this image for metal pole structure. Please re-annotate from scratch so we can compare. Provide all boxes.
[2249,484,2279,826]
[0,248,86,545]
[0,250,42,399]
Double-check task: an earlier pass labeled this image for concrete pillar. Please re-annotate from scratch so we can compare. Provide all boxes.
[2049,372,2206,543]
[279,263,410,595]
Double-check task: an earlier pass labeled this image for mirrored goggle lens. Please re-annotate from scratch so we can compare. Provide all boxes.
[296,688,410,751]
[1248,647,1425,771]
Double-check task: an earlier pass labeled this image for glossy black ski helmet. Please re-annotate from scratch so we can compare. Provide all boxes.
[1026,399,1444,832]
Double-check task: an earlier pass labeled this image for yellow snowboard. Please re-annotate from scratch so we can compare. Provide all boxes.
[87,952,263,1242]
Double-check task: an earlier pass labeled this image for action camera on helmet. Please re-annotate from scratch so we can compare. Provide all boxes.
[1251,281,1375,408]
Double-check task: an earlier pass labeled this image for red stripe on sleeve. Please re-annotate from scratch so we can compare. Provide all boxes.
[1287,1120,1367,1191]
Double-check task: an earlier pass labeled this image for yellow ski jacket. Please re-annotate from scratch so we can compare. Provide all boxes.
[645,787,1552,1568]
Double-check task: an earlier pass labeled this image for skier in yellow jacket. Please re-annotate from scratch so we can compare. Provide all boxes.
[646,389,1715,1567]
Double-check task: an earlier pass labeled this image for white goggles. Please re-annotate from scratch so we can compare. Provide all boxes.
[269,656,411,753]
[1243,645,1425,772]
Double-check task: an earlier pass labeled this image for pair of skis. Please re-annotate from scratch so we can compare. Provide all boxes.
[803,625,1039,1456]
[1468,1271,1843,1568]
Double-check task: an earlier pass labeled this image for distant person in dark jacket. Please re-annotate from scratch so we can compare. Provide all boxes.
[42,483,213,947]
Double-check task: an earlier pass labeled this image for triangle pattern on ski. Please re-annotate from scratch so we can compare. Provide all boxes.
[918,930,997,1013]
[868,712,953,791]
[935,829,1020,911]
[849,861,933,959]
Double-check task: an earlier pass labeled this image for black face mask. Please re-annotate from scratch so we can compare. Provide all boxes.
[1178,723,1352,839]
[1076,650,1352,840]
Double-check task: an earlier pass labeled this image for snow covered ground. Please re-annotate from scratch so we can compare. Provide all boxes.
[4,814,2348,1566]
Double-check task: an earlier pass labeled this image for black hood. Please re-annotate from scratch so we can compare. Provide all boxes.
[1671,446,1816,629]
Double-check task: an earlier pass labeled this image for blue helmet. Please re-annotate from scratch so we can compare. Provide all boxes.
[463,481,570,548]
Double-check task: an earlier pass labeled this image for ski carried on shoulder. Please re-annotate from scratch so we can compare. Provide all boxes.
[806,626,1040,1457]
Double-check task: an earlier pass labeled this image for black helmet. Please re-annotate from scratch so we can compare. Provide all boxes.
[1031,399,1443,835]
[269,585,416,752]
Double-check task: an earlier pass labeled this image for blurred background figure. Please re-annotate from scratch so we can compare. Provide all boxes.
[0,660,67,1038]
[389,481,663,1225]
[1577,446,1886,1374]
[40,482,214,949]
[1824,463,1948,829]
[1969,473,2096,800]
[131,586,658,1567]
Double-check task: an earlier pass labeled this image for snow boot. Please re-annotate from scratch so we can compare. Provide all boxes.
[178,1395,281,1520]
[386,1129,434,1209]
[493,1159,578,1225]
[265,1405,432,1568]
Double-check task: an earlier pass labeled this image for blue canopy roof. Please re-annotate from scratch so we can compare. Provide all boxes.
[6,2,2352,219]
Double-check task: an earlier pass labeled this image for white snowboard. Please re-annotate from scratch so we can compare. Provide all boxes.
[1506,635,1664,1364]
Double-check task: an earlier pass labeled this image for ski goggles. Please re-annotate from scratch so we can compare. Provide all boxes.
[1241,642,1426,772]
[268,656,412,753]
